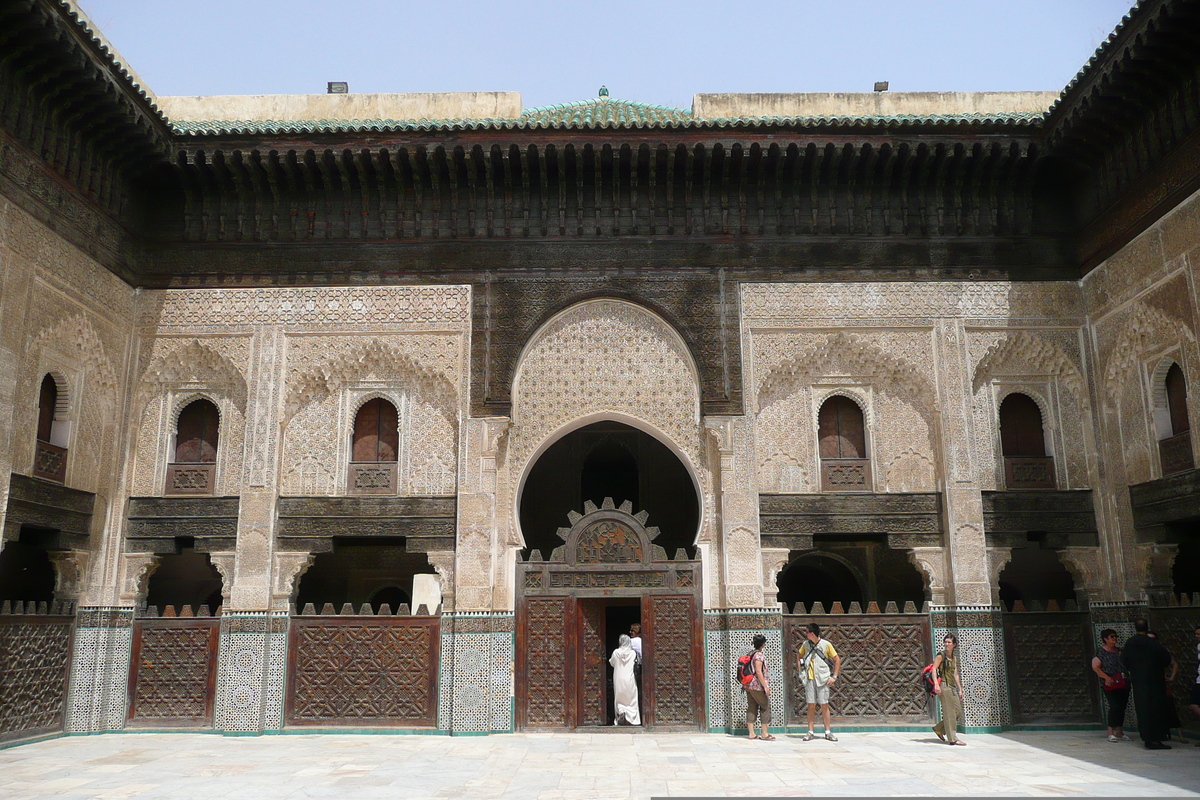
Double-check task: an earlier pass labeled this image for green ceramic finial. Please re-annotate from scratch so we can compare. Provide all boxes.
[598,85,609,98]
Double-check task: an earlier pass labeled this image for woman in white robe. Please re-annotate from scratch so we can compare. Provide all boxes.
[609,634,641,725]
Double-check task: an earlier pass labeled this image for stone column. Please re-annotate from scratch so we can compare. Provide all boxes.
[932,319,1009,729]
[704,416,763,608]
[215,327,288,733]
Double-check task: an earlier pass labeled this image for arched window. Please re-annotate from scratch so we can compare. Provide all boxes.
[818,395,870,491]
[999,393,1055,489]
[32,374,67,483]
[1159,363,1193,475]
[166,399,219,495]
[349,398,399,494]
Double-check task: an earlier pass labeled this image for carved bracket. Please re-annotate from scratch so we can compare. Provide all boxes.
[119,552,161,604]
[271,551,315,611]
[48,549,91,601]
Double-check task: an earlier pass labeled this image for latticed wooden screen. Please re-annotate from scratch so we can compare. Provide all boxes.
[520,596,570,728]
[128,619,219,726]
[1148,607,1198,729]
[1004,613,1097,722]
[287,617,438,725]
[0,615,73,740]
[647,595,698,726]
[783,614,931,724]
[578,602,606,726]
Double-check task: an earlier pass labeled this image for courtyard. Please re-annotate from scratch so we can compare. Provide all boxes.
[0,729,1197,799]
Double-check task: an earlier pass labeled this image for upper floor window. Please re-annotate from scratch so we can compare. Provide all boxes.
[817,395,870,492]
[33,374,67,483]
[166,399,219,495]
[1159,363,1193,476]
[999,393,1055,489]
[349,398,399,494]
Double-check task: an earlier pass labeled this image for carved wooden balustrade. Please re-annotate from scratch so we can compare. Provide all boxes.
[819,458,871,492]
[1002,599,1097,723]
[1157,431,1194,476]
[32,441,67,483]
[348,461,398,495]
[129,605,220,728]
[1004,456,1056,489]
[0,601,76,743]
[164,463,216,495]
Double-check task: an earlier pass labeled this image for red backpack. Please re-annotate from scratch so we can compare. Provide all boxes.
[920,663,937,695]
[736,653,757,686]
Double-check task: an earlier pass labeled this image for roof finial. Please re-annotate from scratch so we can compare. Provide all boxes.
[598,85,609,98]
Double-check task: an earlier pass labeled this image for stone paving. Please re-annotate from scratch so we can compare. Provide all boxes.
[0,730,1197,799]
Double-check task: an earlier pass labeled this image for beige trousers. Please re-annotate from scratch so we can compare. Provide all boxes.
[933,690,962,743]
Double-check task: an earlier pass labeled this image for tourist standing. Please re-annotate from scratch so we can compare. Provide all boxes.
[1122,619,1172,750]
[1148,631,1188,744]
[1190,627,1200,739]
[744,634,773,740]
[796,622,841,741]
[1092,628,1132,742]
[931,634,967,745]
[609,634,641,726]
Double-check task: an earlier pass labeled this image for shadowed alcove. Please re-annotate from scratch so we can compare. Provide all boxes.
[519,421,699,560]
[776,542,926,612]
[997,543,1079,609]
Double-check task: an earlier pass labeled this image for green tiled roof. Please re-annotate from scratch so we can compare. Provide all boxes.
[170,97,1044,137]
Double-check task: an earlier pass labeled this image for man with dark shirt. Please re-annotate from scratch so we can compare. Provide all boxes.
[1122,618,1172,750]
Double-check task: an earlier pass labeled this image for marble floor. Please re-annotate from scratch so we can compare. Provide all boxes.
[0,729,1197,799]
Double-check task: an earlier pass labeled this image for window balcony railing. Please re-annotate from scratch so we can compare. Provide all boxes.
[1004,456,1056,489]
[32,441,67,483]
[165,463,216,495]
[1158,431,1194,476]
[820,458,871,492]
[348,461,398,495]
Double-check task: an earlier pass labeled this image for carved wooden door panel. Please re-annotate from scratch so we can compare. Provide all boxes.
[1004,612,1097,723]
[128,619,219,727]
[519,596,571,728]
[645,595,701,728]
[577,600,607,726]
[286,617,438,726]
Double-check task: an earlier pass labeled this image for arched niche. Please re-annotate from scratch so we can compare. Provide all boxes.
[997,545,1079,609]
[999,392,1048,457]
[776,544,926,613]
[0,531,57,603]
[295,542,439,613]
[518,420,700,560]
[144,543,224,613]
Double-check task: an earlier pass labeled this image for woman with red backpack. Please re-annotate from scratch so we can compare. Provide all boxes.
[932,634,966,745]
[743,634,773,740]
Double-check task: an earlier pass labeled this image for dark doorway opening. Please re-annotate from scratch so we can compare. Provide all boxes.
[0,528,58,603]
[604,601,641,726]
[144,540,224,613]
[520,421,699,560]
[997,541,1078,609]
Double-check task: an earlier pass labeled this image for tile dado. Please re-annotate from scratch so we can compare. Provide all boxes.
[440,613,514,735]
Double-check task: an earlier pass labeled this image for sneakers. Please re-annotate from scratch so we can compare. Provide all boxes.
[824,732,838,741]
[802,732,816,741]
[1107,735,1120,742]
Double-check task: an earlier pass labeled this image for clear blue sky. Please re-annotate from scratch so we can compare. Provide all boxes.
[77,0,1137,111]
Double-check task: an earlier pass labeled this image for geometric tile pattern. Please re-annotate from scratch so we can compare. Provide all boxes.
[0,617,73,740]
[439,613,514,734]
[66,608,134,733]
[215,613,288,733]
[933,606,1010,729]
[704,610,784,732]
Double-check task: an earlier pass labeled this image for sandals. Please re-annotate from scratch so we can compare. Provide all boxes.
[747,735,759,740]
[761,734,777,741]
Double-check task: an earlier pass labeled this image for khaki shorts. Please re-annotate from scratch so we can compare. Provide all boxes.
[804,680,831,706]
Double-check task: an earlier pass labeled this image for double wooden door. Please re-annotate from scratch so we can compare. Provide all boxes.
[517,594,702,730]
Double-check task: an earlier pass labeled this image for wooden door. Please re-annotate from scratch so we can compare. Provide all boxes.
[644,595,702,728]
[577,599,607,726]
[128,618,219,727]
[517,595,572,728]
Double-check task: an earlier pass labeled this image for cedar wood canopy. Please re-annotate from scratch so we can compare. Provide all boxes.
[4,0,1200,414]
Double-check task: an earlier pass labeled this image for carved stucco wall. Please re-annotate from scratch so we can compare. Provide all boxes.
[742,282,1089,605]
[133,286,471,610]
[498,299,725,607]
[0,199,135,606]
[1082,184,1200,599]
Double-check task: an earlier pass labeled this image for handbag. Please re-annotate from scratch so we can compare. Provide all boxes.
[1105,673,1127,691]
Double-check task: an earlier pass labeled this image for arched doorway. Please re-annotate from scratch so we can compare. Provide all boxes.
[516,422,703,731]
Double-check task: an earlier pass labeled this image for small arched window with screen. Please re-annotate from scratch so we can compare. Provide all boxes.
[817,395,870,491]
[32,374,68,483]
[1159,363,1194,475]
[349,398,399,494]
[999,393,1055,489]
[166,399,219,495]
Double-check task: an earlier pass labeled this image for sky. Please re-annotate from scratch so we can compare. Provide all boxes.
[77,1,1138,112]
